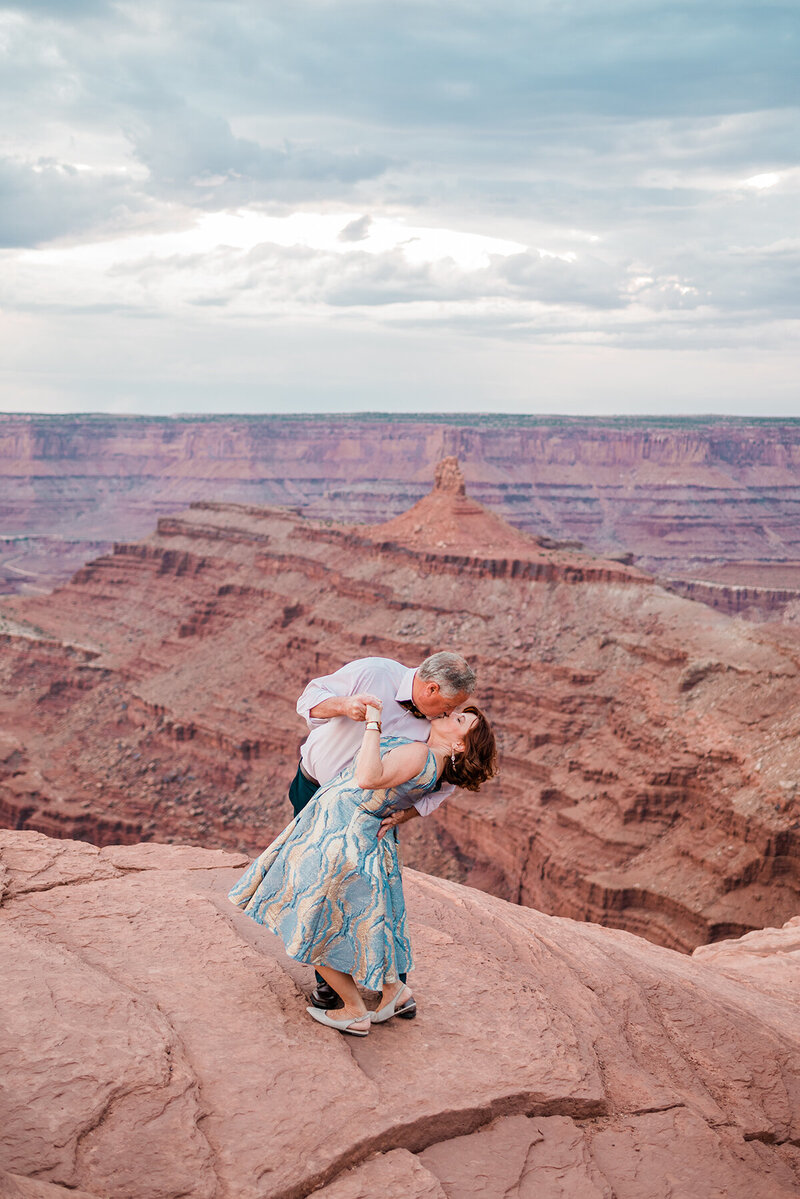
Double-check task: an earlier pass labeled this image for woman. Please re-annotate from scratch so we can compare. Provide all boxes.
[228,702,496,1036]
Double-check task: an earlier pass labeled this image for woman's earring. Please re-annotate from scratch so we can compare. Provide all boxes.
[451,748,456,766]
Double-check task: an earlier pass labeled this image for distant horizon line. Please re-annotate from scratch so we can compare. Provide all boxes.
[1,412,799,426]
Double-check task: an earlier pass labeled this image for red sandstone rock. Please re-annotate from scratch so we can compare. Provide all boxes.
[363,455,554,558]
[691,915,800,1003]
[1,830,798,1198]
[3,414,800,615]
[0,1173,103,1199]
[0,469,799,952]
[662,572,800,621]
[313,1150,448,1198]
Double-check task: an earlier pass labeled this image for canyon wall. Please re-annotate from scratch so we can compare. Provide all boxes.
[2,414,800,614]
[1,469,798,953]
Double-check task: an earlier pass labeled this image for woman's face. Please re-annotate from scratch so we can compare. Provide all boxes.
[433,710,478,750]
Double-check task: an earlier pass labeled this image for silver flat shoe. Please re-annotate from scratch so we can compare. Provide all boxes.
[306,1006,371,1037]
[369,985,417,1024]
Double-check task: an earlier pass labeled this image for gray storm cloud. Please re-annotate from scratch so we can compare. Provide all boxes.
[0,0,798,413]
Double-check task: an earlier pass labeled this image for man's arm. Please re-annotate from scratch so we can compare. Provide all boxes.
[296,659,384,729]
[377,780,454,836]
[377,807,420,841]
[309,694,382,721]
[412,781,455,818]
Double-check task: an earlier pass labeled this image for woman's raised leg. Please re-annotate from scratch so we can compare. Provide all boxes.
[372,976,416,1022]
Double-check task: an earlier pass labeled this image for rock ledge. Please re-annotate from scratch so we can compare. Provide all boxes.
[1,830,799,1199]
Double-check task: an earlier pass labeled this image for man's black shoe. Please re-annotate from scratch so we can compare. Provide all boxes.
[310,981,340,1010]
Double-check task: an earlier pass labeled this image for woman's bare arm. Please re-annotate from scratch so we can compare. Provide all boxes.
[355,700,432,789]
[355,739,430,790]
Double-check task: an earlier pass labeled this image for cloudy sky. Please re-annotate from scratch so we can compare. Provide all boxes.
[1,0,798,415]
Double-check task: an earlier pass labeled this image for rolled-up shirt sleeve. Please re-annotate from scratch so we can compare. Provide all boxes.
[295,661,365,730]
[413,781,455,817]
[296,682,335,730]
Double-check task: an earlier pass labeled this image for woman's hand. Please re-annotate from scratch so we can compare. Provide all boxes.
[365,700,382,723]
[377,807,420,841]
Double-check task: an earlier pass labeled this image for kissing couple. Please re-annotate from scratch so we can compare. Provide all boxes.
[228,651,496,1037]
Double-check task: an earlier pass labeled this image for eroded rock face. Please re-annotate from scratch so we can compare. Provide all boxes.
[1,830,798,1199]
[0,476,798,952]
[433,456,466,495]
[3,413,800,617]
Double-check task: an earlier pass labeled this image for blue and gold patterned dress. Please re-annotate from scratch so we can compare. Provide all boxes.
[227,736,439,989]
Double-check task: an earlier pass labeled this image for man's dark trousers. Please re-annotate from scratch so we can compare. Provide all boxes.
[288,762,407,988]
[289,762,319,819]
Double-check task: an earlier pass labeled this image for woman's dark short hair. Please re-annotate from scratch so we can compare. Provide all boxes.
[442,705,497,792]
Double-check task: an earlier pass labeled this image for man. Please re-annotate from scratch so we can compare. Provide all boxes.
[291,650,476,1009]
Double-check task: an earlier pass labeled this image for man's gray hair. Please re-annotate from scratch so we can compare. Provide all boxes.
[417,651,476,698]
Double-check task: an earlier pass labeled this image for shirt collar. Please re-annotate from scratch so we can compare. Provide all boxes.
[395,666,417,704]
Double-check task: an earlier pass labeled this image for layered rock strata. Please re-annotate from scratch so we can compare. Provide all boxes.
[661,562,800,621]
[1,830,799,1199]
[2,414,800,614]
[0,464,798,952]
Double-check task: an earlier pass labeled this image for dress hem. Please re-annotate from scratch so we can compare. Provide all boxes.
[233,899,413,990]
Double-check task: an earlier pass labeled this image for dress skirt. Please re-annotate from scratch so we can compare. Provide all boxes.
[228,737,437,990]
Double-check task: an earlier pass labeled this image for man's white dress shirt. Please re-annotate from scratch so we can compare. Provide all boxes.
[296,656,454,816]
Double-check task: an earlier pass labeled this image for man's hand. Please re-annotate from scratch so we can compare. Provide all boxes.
[308,693,382,721]
[347,694,382,721]
[377,807,419,841]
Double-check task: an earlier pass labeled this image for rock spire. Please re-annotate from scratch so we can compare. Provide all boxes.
[433,456,467,496]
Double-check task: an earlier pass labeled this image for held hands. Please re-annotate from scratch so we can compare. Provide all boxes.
[343,694,382,722]
[377,807,419,841]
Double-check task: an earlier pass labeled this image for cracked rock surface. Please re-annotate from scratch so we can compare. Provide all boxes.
[1,830,799,1199]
